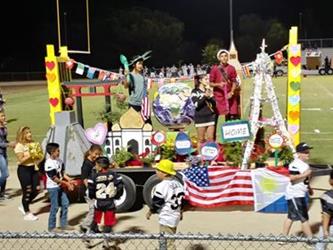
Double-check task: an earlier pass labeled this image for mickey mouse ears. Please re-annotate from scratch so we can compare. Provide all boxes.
[129,50,152,66]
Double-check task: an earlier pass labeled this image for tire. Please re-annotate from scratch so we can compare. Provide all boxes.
[115,174,136,213]
[327,68,333,75]
[319,68,326,75]
[142,174,161,209]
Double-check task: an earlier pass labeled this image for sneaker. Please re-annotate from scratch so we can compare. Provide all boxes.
[61,225,75,231]
[24,213,38,221]
[18,205,26,215]
[80,225,88,233]
[48,228,63,233]
[0,194,10,199]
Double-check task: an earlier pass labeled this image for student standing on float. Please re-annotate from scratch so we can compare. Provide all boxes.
[209,49,240,122]
[191,74,216,151]
[123,53,151,124]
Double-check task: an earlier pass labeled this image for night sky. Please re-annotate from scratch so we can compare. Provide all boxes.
[1,0,332,72]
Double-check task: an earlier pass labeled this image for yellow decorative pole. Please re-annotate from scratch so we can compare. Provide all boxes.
[45,44,63,125]
[287,27,301,146]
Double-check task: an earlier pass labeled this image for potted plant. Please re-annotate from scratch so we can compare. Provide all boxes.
[111,147,133,168]
[223,142,243,167]
[141,153,156,168]
[278,145,294,167]
[250,144,269,168]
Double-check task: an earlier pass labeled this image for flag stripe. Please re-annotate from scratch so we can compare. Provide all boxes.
[186,195,254,206]
[186,189,254,199]
[188,200,254,208]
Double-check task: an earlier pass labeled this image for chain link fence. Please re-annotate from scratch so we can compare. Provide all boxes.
[1,231,333,250]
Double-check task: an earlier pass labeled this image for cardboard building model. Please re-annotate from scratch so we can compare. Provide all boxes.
[105,108,153,158]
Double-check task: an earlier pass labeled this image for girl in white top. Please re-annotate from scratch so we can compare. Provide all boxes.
[14,127,42,221]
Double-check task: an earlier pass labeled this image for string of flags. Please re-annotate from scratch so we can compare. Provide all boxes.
[240,45,287,79]
[65,58,195,87]
[66,45,287,83]
[65,59,123,82]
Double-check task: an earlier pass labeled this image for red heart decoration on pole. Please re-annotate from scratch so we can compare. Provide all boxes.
[45,61,55,71]
[49,98,59,107]
[290,56,301,66]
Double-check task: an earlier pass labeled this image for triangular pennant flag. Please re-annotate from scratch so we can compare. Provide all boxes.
[76,63,85,75]
[104,72,111,81]
[87,67,96,79]
[98,71,106,80]
[66,59,75,70]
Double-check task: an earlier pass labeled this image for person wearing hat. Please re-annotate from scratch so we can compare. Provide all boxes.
[282,142,314,239]
[146,159,185,250]
[123,51,151,123]
[209,49,240,123]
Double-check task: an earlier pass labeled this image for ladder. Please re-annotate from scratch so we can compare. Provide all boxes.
[241,40,294,170]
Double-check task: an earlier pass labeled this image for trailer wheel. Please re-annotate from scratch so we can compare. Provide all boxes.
[143,174,161,209]
[319,68,326,75]
[115,174,136,213]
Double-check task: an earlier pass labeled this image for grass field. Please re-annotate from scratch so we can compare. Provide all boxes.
[2,74,333,164]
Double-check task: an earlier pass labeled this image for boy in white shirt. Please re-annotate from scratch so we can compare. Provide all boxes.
[44,142,74,232]
[146,159,185,250]
[282,142,313,239]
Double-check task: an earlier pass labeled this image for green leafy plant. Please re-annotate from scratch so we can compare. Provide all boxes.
[141,153,156,167]
[159,139,176,160]
[223,142,243,167]
[111,147,133,168]
[278,146,294,165]
[250,144,269,167]
[96,94,128,124]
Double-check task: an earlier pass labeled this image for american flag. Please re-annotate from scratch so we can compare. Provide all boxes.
[182,166,254,208]
[141,79,152,121]
[141,96,151,121]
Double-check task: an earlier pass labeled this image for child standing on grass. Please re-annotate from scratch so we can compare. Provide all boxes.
[146,159,185,250]
[44,142,74,232]
[14,126,42,221]
[282,142,313,239]
[0,109,16,200]
[191,74,216,151]
[88,157,123,249]
[80,144,102,233]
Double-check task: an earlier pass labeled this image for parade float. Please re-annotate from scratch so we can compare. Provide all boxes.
[42,27,305,213]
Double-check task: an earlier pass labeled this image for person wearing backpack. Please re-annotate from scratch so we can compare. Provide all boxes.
[123,52,151,123]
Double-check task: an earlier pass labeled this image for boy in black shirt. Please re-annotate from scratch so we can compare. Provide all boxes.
[88,157,123,248]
